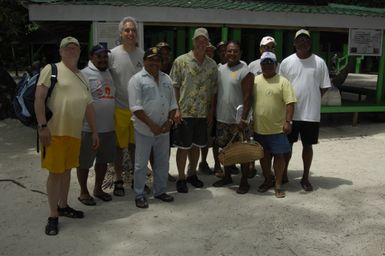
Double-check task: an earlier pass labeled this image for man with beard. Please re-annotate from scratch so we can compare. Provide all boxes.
[77,44,115,206]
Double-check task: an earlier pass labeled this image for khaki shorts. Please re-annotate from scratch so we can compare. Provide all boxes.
[114,107,135,148]
[41,136,81,173]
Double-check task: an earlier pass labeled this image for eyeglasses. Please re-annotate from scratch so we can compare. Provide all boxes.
[262,45,275,50]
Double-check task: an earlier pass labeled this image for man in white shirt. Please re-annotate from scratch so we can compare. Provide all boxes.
[279,29,331,191]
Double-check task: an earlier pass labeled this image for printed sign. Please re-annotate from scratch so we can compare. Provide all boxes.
[348,28,383,56]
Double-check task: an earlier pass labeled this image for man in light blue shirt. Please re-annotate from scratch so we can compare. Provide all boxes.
[128,47,177,208]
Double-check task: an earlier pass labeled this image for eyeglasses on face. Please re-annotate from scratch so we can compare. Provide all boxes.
[262,45,275,50]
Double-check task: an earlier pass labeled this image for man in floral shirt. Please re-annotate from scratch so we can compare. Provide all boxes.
[170,27,218,193]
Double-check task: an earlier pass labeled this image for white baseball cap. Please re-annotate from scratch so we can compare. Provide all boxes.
[260,36,276,46]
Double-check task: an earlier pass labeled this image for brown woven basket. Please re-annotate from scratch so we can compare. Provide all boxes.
[218,141,264,166]
[218,131,264,166]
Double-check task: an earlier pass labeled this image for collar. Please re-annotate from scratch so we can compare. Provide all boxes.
[87,61,99,71]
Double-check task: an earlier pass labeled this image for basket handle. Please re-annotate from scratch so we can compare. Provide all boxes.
[228,128,245,145]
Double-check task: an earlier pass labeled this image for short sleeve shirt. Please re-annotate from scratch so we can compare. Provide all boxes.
[170,51,217,118]
[279,53,331,122]
[216,62,251,124]
[37,62,92,139]
[128,68,178,137]
[253,74,296,135]
[109,45,144,109]
[81,61,115,133]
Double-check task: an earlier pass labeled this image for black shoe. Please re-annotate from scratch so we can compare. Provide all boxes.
[176,179,188,193]
[212,177,233,187]
[113,180,125,197]
[58,205,84,218]
[198,162,214,175]
[154,193,174,202]
[45,217,58,236]
[186,174,204,188]
[135,197,149,208]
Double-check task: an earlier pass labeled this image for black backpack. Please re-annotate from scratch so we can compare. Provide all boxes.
[13,64,58,128]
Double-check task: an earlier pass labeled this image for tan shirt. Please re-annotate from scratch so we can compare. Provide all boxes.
[38,62,92,139]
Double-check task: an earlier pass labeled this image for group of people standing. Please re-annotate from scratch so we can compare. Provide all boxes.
[34,16,331,236]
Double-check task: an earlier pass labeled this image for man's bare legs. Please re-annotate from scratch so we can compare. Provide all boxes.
[258,152,274,192]
[284,143,313,191]
[301,144,313,191]
[273,155,286,198]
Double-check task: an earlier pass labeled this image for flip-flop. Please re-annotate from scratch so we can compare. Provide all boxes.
[94,193,112,202]
[78,196,96,206]
[275,189,286,198]
[300,180,313,192]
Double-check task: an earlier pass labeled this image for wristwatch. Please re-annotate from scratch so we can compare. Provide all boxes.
[38,124,47,129]
[286,120,293,125]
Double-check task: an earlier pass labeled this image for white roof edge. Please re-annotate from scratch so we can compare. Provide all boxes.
[29,4,385,30]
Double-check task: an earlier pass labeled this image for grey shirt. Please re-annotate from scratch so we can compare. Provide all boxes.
[109,45,144,109]
[216,62,251,124]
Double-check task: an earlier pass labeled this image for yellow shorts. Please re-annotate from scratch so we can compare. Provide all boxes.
[114,107,135,148]
[42,136,81,173]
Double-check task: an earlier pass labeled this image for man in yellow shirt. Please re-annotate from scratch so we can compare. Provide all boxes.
[252,52,296,198]
[35,36,99,235]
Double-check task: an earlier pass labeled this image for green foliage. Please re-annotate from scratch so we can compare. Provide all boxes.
[0,0,37,68]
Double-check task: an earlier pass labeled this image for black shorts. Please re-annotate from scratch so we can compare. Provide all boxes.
[172,118,208,149]
[287,121,319,145]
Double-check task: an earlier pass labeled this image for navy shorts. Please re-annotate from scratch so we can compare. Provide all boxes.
[254,133,291,155]
[287,121,319,145]
[172,118,208,149]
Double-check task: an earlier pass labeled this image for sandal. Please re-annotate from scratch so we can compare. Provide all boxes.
[257,182,274,193]
[45,217,58,236]
[113,180,125,197]
[58,205,84,219]
[94,192,112,202]
[300,180,313,192]
[78,196,96,206]
[275,188,286,198]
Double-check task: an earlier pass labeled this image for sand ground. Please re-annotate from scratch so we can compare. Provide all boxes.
[1,116,385,256]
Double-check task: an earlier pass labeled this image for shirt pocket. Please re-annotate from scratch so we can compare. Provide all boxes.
[142,84,156,102]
